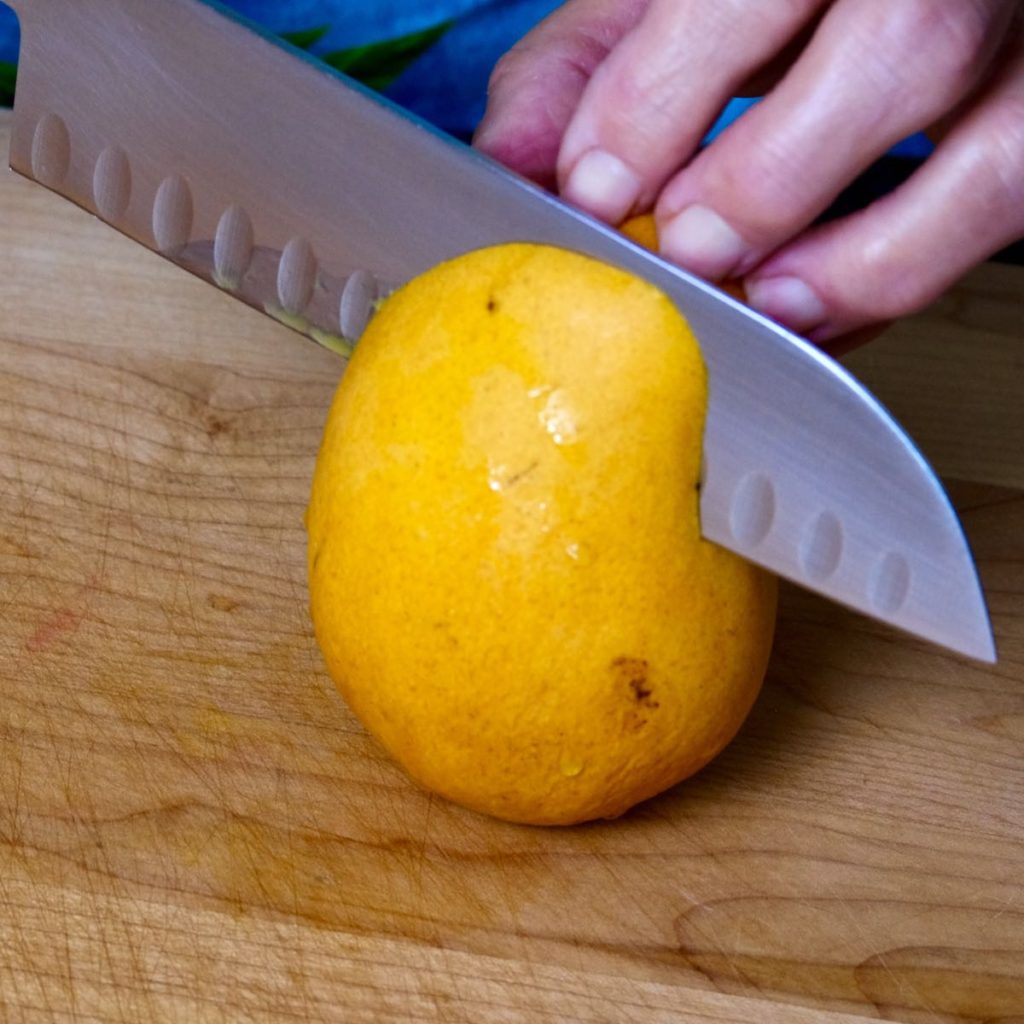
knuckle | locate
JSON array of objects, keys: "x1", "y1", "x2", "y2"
[
  {"x1": 748, "y1": 0, "x2": 822, "y2": 37},
  {"x1": 485, "y1": 45, "x2": 528, "y2": 96},
  {"x1": 697, "y1": 0, "x2": 754, "y2": 34},
  {"x1": 709, "y1": 137, "x2": 818, "y2": 240},
  {"x1": 864, "y1": 0, "x2": 994, "y2": 103},
  {"x1": 592, "y1": 44, "x2": 693, "y2": 150},
  {"x1": 488, "y1": 24, "x2": 610, "y2": 94},
  {"x1": 924, "y1": 1, "x2": 995, "y2": 87},
  {"x1": 854, "y1": 237, "x2": 939, "y2": 319},
  {"x1": 892, "y1": 0, "x2": 989, "y2": 58},
  {"x1": 556, "y1": 25, "x2": 620, "y2": 83},
  {"x1": 605, "y1": 57, "x2": 680, "y2": 131},
  {"x1": 876, "y1": 279, "x2": 940, "y2": 321},
  {"x1": 689, "y1": 0, "x2": 819, "y2": 50}
]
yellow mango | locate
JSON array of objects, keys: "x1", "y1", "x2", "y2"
[{"x1": 307, "y1": 243, "x2": 776, "y2": 825}]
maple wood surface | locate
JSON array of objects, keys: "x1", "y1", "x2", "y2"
[{"x1": 1, "y1": 113, "x2": 1022, "y2": 1024}]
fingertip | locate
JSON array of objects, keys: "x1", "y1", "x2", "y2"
[
  {"x1": 560, "y1": 149, "x2": 642, "y2": 224},
  {"x1": 744, "y1": 275, "x2": 828, "y2": 335},
  {"x1": 659, "y1": 205, "x2": 749, "y2": 280}
]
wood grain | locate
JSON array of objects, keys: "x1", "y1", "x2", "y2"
[{"x1": 2, "y1": 112, "x2": 1023, "y2": 1024}]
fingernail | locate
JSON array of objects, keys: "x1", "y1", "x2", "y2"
[
  {"x1": 746, "y1": 275, "x2": 828, "y2": 334},
  {"x1": 660, "y1": 205, "x2": 747, "y2": 279},
  {"x1": 562, "y1": 149, "x2": 640, "y2": 224}
]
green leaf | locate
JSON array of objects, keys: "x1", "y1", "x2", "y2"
[
  {"x1": 320, "y1": 19, "x2": 452, "y2": 92},
  {"x1": 0, "y1": 60, "x2": 16, "y2": 108},
  {"x1": 279, "y1": 25, "x2": 330, "y2": 51}
]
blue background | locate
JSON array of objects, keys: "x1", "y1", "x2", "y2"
[
  {"x1": 0, "y1": 0, "x2": 563, "y2": 138},
  {"x1": 0, "y1": 1, "x2": 931, "y2": 153}
]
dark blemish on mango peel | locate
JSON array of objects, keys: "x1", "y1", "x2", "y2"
[
  {"x1": 612, "y1": 656, "x2": 659, "y2": 708},
  {"x1": 631, "y1": 678, "x2": 655, "y2": 704},
  {"x1": 505, "y1": 461, "x2": 539, "y2": 489}
]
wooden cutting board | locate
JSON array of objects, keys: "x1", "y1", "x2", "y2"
[{"x1": 1, "y1": 110, "x2": 1022, "y2": 1024}]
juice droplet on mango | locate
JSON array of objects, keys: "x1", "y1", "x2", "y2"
[{"x1": 537, "y1": 389, "x2": 579, "y2": 446}]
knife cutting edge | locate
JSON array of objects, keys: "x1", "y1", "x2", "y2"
[{"x1": 4, "y1": 0, "x2": 996, "y2": 661}]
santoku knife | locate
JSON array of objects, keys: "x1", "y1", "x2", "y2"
[{"x1": 4, "y1": 0, "x2": 996, "y2": 661}]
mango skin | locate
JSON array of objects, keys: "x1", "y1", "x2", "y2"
[{"x1": 307, "y1": 243, "x2": 777, "y2": 826}]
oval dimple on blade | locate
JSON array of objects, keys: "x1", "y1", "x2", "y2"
[
  {"x1": 214, "y1": 204, "x2": 255, "y2": 290},
  {"x1": 152, "y1": 174, "x2": 193, "y2": 254},
  {"x1": 729, "y1": 473, "x2": 775, "y2": 547},
  {"x1": 869, "y1": 552, "x2": 912, "y2": 616},
  {"x1": 93, "y1": 144, "x2": 131, "y2": 220},
  {"x1": 800, "y1": 511, "x2": 843, "y2": 582},
  {"x1": 277, "y1": 237, "x2": 317, "y2": 315},
  {"x1": 339, "y1": 270, "x2": 377, "y2": 340},
  {"x1": 31, "y1": 112, "x2": 70, "y2": 186}
]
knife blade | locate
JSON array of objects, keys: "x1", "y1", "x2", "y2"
[{"x1": 4, "y1": 0, "x2": 996, "y2": 661}]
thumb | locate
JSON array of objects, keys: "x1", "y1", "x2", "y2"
[{"x1": 473, "y1": 0, "x2": 649, "y2": 189}]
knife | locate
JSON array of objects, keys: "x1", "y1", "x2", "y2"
[{"x1": 4, "y1": 0, "x2": 996, "y2": 662}]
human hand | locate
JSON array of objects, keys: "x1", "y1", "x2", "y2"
[{"x1": 474, "y1": 0, "x2": 1024, "y2": 350}]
